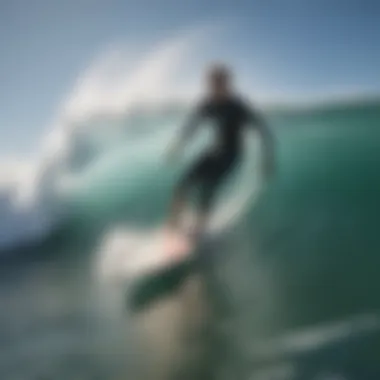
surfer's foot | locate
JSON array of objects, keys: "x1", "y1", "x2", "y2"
[{"x1": 163, "y1": 226, "x2": 192, "y2": 259}]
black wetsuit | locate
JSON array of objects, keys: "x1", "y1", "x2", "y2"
[{"x1": 178, "y1": 95, "x2": 256, "y2": 212}]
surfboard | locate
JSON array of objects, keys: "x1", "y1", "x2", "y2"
[
  {"x1": 97, "y1": 225, "x2": 202, "y2": 309},
  {"x1": 125, "y1": 226, "x2": 199, "y2": 311}
]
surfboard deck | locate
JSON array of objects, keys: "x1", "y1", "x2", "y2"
[
  {"x1": 127, "y1": 226, "x2": 208, "y2": 311},
  {"x1": 97, "y1": 221, "x2": 217, "y2": 311}
]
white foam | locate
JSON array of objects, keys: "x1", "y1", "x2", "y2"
[
  {"x1": 0, "y1": 28, "x2": 213, "y2": 251},
  {"x1": 250, "y1": 313, "x2": 380, "y2": 359}
]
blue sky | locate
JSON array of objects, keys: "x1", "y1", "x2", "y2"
[{"x1": 1, "y1": 0, "x2": 379, "y2": 155}]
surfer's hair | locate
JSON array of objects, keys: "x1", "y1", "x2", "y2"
[{"x1": 207, "y1": 63, "x2": 232, "y2": 84}]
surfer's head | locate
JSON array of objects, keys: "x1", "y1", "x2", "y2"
[{"x1": 206, "y1": 63, "x2": 233, "y2": 99}]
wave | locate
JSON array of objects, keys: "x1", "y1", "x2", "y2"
[{"x1": 0, "y1": 28, "x2": 261, "y2": 252}]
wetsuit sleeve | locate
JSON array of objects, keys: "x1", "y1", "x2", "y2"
[{"x1": 179, "y1": 101, "x2": 209, "y2": 142}]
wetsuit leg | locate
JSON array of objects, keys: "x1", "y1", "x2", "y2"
[
  {"x1": 198, "y1": 152, "x2": 238, "y2": 215},
  {"x1": 176, "y1": 152, "x2": 215, "y2": 195},
  {"x1": 169, "y1": 153, "x2": 215, "y2": 227},
  {"x1": 170, "y1": 151, "x2": 237, "y2": 229}
]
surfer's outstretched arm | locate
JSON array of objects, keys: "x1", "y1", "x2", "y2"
[{"x1": 249, "y1": 107, "x2": 276, "y2": 179}]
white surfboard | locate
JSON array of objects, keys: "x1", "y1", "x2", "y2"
[
  {"x1": 96, "y1": 224, "x2": 201, "y2": 311},
  {"x1": 96, "y1": 225, "x2": 195, "y2": 282}
]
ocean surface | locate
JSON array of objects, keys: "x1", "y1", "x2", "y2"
[{"x1": 1, "y1": 100, "x2": 380, "y2": 380}]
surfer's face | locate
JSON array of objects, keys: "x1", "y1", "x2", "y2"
[{"x1": 207, "y1": 68, "x2": 232, "y2": 99}]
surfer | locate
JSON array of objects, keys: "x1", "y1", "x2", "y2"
[{"x1": 167, "y1": 64, "x2": 275, "y2": 236}]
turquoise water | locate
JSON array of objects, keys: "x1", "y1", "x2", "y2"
[{"x1": 1, "y1": 101, "x2": 380, "y2": 379}]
